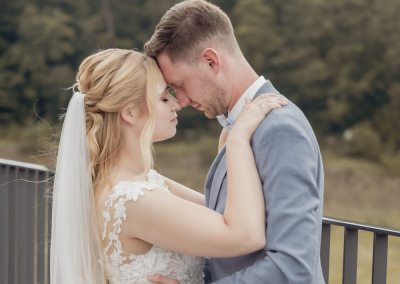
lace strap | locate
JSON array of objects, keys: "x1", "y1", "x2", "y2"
[
  {"x1": 147, "y1": 169, "x2": 170, "y2": 192},
  {"x1": 101, "y1": 178, "x2": 165, "y2": 257}
]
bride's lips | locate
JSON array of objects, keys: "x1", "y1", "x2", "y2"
[{"x1": 170, "y1": 116, "x2": 178, "y2": 123}]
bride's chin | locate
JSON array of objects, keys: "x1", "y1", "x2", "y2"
[{"x1": 152, "y1": 130, "x2": 177, "y2": 143}]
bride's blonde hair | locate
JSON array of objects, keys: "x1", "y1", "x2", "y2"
[{"x1": 75, "y1": 49, "x2": 158, "y2": 200}]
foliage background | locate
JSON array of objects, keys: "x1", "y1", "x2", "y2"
[
  {"x1": 0, "y1": 0, "x2": 399, "y2": 283},
  {"x1": 1, "y1": 0, "x2": 400, "y2": 171}
]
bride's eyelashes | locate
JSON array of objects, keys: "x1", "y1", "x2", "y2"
[{"x1": 162, "y1": 93, "x2": 177, "y2": 102}]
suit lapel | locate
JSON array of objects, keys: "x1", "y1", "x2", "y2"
[
  {"x1": 204, "y1": 144, "x2": 226, "y2": 208},
  {"x1": 208, "y1": 146, "x2": 227, "y2": 210},
  {"x1": 206, "y1": 80, "x2": 281, "y2": 210}
]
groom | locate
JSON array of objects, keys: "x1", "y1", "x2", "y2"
[{"x1": 144, "y1": 1, "x2": 325, "y2": 283}]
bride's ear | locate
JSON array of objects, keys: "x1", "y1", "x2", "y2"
[{"x1": 120, "y1": 103, "x2": 140, "y2": 126}]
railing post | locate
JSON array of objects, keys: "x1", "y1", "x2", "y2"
[
  {"x1": 37, "y1": 170, "x2": 51, "y2": 284},
  {"x1": 342, "y1": 228, "x2": 358, "y2": 284},
  {"x1": 372, "y1": 233, "x2": 388, "y2": 284},
  {"x1": 45, "y1": 172, "x2": 52, "y2": 283},
  {"x1": 0, "y1": 165, "x2": 10, "y2": 284},
  {"x1": 8, "y1": 166, "x2": 19, "y2": 284},
  {"x1": 321, "y1": 223, "x2": 331, "y2": 284}
]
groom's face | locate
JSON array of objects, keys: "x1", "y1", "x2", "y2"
[{"x1": 157, "y1": 53, "x2": 228, "y2": 118}]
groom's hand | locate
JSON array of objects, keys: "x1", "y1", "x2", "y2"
[{"x1": 147, "y1": 274, "x2": 181, "y2": 284}]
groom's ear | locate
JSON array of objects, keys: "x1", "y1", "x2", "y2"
[
  {"x1": 120, "y1": 103, "x2": 141, "y2": 126},
  {"x1": 201, "y1": 48, "x2": 221, "y2": 75}
]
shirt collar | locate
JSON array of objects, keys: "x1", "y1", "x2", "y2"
[{"x1": 229, "y1": 76, "x2": 267, "y2": 122}]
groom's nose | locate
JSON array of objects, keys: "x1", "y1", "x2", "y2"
[
  {"x1": 177, "y1": 93, "x2": 191, "y2": 108},
  {"x1": 171, "y1": 98, "x2": 182, "y2": 112}
]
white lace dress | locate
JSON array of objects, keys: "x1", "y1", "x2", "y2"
[{"x1": 101, "y1": 169, "x2": 205, "y2": 284}]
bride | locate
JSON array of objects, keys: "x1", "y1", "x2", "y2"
[{"x1": 50, "y1": 48, "x2": 288, "y2": 284}]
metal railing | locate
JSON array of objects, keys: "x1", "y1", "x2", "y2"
[
  {"x1": 1, "y1": 158, "x2": 399, "y2": 284},
  {"x1": 320, "y1": 216, "x2": 400, "y2": 284},
  {"x1": 0, "y1": 158, "x2": 54, "y2": 284}
]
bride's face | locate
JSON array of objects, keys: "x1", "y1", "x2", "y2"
[{"x1": 152, "y1": 69, "x2": 181, "y2": 142}]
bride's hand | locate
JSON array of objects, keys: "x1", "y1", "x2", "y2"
[{"x1": 228, "y1": 93, "x2": 288, "y2": 142}]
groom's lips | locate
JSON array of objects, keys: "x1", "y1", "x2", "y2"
[{"x1": 195, "y1": 104, "x2": 202, "y2": 110}]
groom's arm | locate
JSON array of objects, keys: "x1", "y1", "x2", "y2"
[{"x1": 213, "y1": 115, "x2": 322, "y2": 284}]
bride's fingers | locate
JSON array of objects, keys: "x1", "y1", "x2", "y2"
[
  {"x1": 266, "y1": 98, "x2": 289, "y2": 106},
  {"x1": 257, "y1": 98, "x2": 287, "y2": 110},
  {"x1": 264, "y1": 97, "x2": 288, "y2": 103},
  {"x1": 246, "y1": 93, "x2": 288, "y2": 106},
  {"x1": 240, "y1": 94, "x2": 288, "y2": 118},
  {"x1": 268, "y1": 102, "x2": 283, "y2": 110},
  {"x1": 250, "y1": 102, "x2": 280, "y2": 117},
  {"x1": 248, "y1": 94, "x2": 288, "y2": 108}
]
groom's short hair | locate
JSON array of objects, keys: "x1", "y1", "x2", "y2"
[{"x1": 144, "y1": 0, "x2": 240, "y2": 64}]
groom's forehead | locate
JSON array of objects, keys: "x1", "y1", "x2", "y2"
[{"x1": 158, "y1": 53, "x2": 187, "y2": 84}]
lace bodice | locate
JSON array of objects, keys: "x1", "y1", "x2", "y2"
[{"x1": 101, "y1": 169, "x2": 205, "y2": 284}]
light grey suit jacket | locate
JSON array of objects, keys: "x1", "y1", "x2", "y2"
[{"x1": 203, "y1": 80, "x2": 325, "y2": 284}]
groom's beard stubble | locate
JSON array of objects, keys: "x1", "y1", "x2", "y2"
[{"x1": 200, "y1": 77, "x2": 228, "y2": 119}]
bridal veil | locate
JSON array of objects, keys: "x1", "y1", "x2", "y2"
[{"x1": 50, "y1": 92, "x2": 106, "y2": 283}]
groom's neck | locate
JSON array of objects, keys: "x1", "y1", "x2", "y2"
[{"x1": 227, "y1": 59, "x2": 259, "y2": 112}]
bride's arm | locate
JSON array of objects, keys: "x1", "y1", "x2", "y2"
[
  {"x1": 163, "y1": 177, "x2": 205, "y2": 206},
  {"x1": 123, "y1": 94, "x2": 287, "y2": 258},
  {"x1": 218, "y1": 129, "x2": 228, "y2": 152}
]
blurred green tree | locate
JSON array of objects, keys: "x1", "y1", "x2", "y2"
[{"x1": 0, "y1": 0, "x2": 399, "y2": 169}]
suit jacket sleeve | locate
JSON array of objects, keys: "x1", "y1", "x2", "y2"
[
  {"x1": 213, "y1": 113, "x2": 322, "y2": 284},
  {"x1": 203, "y1": 257, "x2": 212, "y2": 284}
]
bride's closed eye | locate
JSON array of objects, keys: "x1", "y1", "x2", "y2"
[{"x1": 162, "y1": 93, "x2": 177, "y2": 102}]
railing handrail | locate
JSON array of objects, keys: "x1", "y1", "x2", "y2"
[
  {"x1": 323, "y1": 216, "x2": 400, "y2": 237},
  {"x1": 0, "y1": 158, "x2": 54, "y2": 173}
]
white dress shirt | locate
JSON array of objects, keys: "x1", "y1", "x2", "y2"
[
  {"x1": 217, "y1": 76, "x2": 267, "y2": 131},
  {"x1": 229, "y1": 76, "x2": 267, "y2": 122}
]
